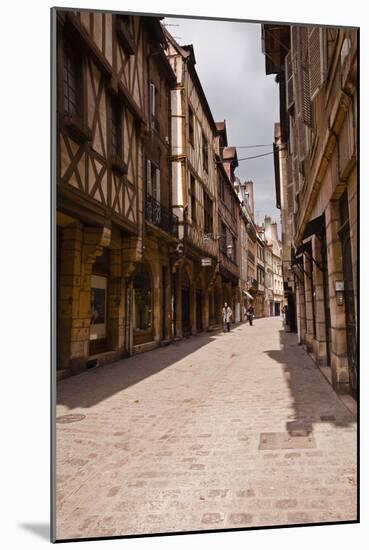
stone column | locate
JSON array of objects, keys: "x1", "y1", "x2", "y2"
[
  {"x1": 347, "y1": 169, "x2": 357, "y2": 322},
  {"x1": 175, "y1": 269, "x2": 183, "y2": 338},
  {"x1": 58, "y1": 222, "x2": 83, "y2": 371},
  {"x1": 208, "y1": 288, "x2": 215, "y2": 326},
  {"x1": 311, "y1": 235, "x2": 328, "y2": 365},
  {"x1": 325, "y1": 200, "x2": 350, "y2": 392},
  {"x1": 164, "y1": 266, "x2": 172, "y2": 340},
  {"x1": 152, "y1": 263, "x2": 161, "y2": 343},
  {"x1": 202, "y1": 284, "x2": 209, "y2": 332},
  {"x1": 190, "y1": 278, "x2": 197, "y2": 335},
  {"x1": 214, "y1": 277, "x2": 223, "y2": 324},
  {"x1": 303, "y1": 253, "x2": 314, "y2": 352},
  {"x1": 107, "y1": 248, "x2": 124, "y2": 352}
]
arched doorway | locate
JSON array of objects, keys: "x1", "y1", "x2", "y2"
[
  {"x1": 132, "y1": 263, "x2": 153, "y2": 345},
  {"x1": 182, "y1": 268, "x2": 191, "y2": 336}
]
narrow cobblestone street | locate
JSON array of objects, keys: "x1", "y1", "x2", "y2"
[{"x1": 56, "y1": 317, "x2": 357, "y2": 540}]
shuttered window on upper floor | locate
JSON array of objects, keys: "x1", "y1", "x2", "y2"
[
  {"x1": 308, "y1": 27, "x2": 327, "y2": 100},
  {"x1": 63, "y1": 41, "x2": 82, "y2": 117}
]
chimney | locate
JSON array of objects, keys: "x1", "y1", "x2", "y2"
[
  {"x1": 271, "y1": 222, "x2": 279, "y2": 242},
  {"x1": 264, "y1": 216, "x2": 272, "y2": 241},
  {"x1": 245, "y1": 181, "x2": 254, "y2": 215}
]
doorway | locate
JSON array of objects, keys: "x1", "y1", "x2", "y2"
[{"x1": 182, "y1": 269, "x2": 191, "y2": 336}]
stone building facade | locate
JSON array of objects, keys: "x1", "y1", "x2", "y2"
[{"x1": 263, "y1": 24, "x2": 358, "y2": 396}]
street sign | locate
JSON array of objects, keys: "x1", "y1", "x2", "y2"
[{"x1": 201, "y1": 258, "x2": 212, "y2": 267}]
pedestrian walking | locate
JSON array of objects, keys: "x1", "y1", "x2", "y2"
[
  {"x1": 246, "y1": 304, "x2": 254, "y2": 326},
  {"x1": 222, "y1": 302, "x2": 233, "y2": 332},
  {"x1": 282, "y1": 305, "x2": 289, "y2": 324}
]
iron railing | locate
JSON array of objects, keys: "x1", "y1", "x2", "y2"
[{"x1": 145, "y1": 194, "x2": 178, "y2": 238}]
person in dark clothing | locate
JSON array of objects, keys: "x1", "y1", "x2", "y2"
[
  {"x1": 282, "y1": 305, "x2": 289, "y2": 324},
  {"x1": 246, "y1": 305, "x2": 255, "y2": 326}
]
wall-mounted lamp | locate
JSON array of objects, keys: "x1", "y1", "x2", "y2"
[{"x1": 335, "y1": 281, "x2": 345, "y2": 306}]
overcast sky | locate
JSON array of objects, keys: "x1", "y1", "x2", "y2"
[{"x1": 164, "y1": 16, "x2": 281, "y2": 231}]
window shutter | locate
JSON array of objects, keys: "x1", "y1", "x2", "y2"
[
  {"x1": 155, "y1": 168, "x2": 161, "y2": 202},
  {"x1": 285, "y1": 51, "x2": 294, "y2": 112},
  {"x1": 297, "y1": 27, "x2": 312, "y2": 126},
  {"x1": 146, "y1": 160, "x2": 152, "y2": 196},
  {"x1": 297, "y1": 116, "x2": 307, "y2": 160},
  {"x1": 301, "y1": 66, "x2": 312, "y2": 125},
  {"x1": 187, "y1": 171, "x2": 191, "y2": 222},
  {"x1": 308, "y1": 27, "x2": 324, "y2": 100}
]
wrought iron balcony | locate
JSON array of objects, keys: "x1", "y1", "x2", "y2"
[
  {"x1": 251, "y1": 278, "x2": 258, "y2": 290},
  {"x1": 145, "y1": 194, "x2": 178, "y2": 238}
]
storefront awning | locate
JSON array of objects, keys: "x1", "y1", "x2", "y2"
[
  {"x1": 302, "y1": 213, "x2": 325, "y2": 241},
  {"x1": 243, "y1": 290, "x2": 254, "y2": 300}
]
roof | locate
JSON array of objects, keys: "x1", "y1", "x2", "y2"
[
  {"x1": 222, "y1": 146, "x2": 239, "y2": 168},
  {"x1": 261, "y1": 24, "x2": 291, "y2": 75}
]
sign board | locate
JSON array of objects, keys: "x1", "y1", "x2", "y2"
[
  {"x1": 201, "y1": 258, "x2": 212, "y2": 267},
  {"x1": 335, "y1": 281, "x2": 345, "y2": 291}
]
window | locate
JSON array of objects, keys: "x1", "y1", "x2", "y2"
[
  {"x1": 220, "y1": 223, "x2": 227, "y2": 254},
  {"x1": 190, "y1": 175, "x2": 196, "y2": 223},
  {"x1": 110, "y1": 96, "x2": 121, "y2": 157},
  {"x1": 204, "y1": 192, "x2": 213, "y2": 235},
  {"x1": 232, "y1": 236, "x2": 237, "y2": 263},
  {"x1": 188, "y1": 105, "x2": 194, "y2": 146},
  {"x1": 146, "y1": 159, "x2": 160, "y2": 201},
  {"x1": 202, "y1": 130, "x2": 208, "y2": 172},
  {"x1": 63, "y1": 41, "x2": 81, "y2": 116}
]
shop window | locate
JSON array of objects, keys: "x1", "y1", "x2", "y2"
[{"x1": 89, "y1": 248, "x2": 109, "y2": 354}]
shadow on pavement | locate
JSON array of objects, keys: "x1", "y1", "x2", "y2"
[
  {"x1": 264, "y1": 329, "x2": 356, "y2": 434},
  {"x1": 57, "y1": 328, "x2": 226, "y2": 410},
  {"x1": 18, "y1": 523, "x2": 49, "y2": 541}
]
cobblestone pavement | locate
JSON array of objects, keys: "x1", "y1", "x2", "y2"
[{"x1": 55, "y1": 317, "x2": 357, "y2": 540}]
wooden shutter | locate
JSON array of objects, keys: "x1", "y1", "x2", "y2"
[
  {"x1": 146, "y1": 160, "x2": 152, "y2": 196},
  {"x1": 297, "y1": 116, "x2": 307, "y2": 160},
  {"x1": 186, "y1": 170, "x2": 191, "y2": 222},
  {"x1": 301, "y1": 66, "x2": 312, "y2": 126},
  {"x1": 297, "y1": 27, "x2": 312, "y2": 126},
  {"x1": 308, "y1": 27, "x2": 325, "y2": 100},
  {"x1": 285, "y1": 50, "x2": 294, "y2": 112}
]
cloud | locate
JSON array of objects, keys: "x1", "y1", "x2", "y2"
[{"x1": 165, "y1": 16, "x2": 281, "y2": 226}]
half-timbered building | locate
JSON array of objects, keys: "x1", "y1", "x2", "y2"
[
  {"x1": 214, "y1": 123, "x2": 241, "y2": 323},
  {"x1": 56, "y1": 10, "x2": 176, "y2": 375},
  {"x1": 166, "y1": 33, "x2": 219, "y2": 336}
]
